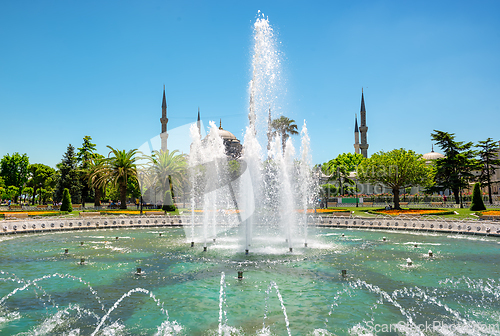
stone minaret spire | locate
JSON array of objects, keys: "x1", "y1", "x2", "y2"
[
  {"x1": 160, "y1": 85, "x2": 169, "y2": 152},
  {"x1": 359, "y1": 88, "x2": 369, "y2": 158},
  {"x1": 197, "y1": 107, "x2": 201, "y2": 137},
  {"x1": 354, "y1": 114, "x2": 360, "y2": 154}
]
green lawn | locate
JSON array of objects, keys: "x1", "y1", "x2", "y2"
[{"x1": 333, "y1": 205, "x2": 500, "y2": 220}]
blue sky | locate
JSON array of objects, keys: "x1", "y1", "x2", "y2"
[{"x1": 1, "y1": 0, "x2": 499, "y2": 168}]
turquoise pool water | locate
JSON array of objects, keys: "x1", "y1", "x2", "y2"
[{"x1": 0, "y1": 226, "x2": 499, "y2": 335}]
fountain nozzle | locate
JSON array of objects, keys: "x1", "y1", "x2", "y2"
[
  {"x1": 304, "y1": 243, "x2": 308, "y2": 247},
  {"x1": 289, "y1": 247, "x2": 293, "y2": 253},
  {"x1": 213, "y1": 238, "x2": 216, "y2": 243},
  {"x1": 191, "y1": 241, "x2": 194, "y2": 247},
  {"x1": 203, "y1": 246, "x2": 207, "y2": 252}
]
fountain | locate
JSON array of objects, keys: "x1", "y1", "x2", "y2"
[
  {"x1": 185, "y1": 12, "x2": 314, "y2": 255},
  {"x1": 0, "y1": 13, "x2": 499, "y2": 335}
]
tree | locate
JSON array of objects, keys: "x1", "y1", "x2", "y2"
[
  {"x1": 357, "y1": 148, "x2": 433, "y2": 209},
  {"x1": 139, "y1": 149, "x2": 187, "y2": 208},
  {"x1": 431, "y1": 130, "x2": 478, "y2": 205},
  {"x1": 476, "y1": 138, "x2": 500, "y2": 205},
  {"x1": 87, "y1": 154, "x2": 106, "y2": 206},
  {"x1": 3, "y1": 186, "x2": 19, "y2": 202},
  {"x1": 27, "y1": 163, "x2": 56, "y2": 204},
  {"x1": 270, "y1": 116, "x2": 299, "y2": 154},
  {"x1": 0, "y1": 152, "x2": 30, "y2": 202},
  {"x1": 322, "y1": 153, "x2": 365, "y2": 196},
  {"x1": 55, "y1": 145, "x2": 82, "y2": 203},
  {"x1": 89, "y1": 146, "x2": 137, "y2": 209},
  {"x1": 60, "y1": 188, "x2": 73, "y2": 212},
  {"x1": 77, "y1": 136, "x2": 97, "y2": 204},
  {"x1": 22, "y1": 186, "x2": 33, "y2": 204},
  {"x1": 470, "y1": 182, "x2": 486, "y2": 211}
]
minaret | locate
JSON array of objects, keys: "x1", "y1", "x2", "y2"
[
  {"x1": 354, "y1": 114, "x2": 360, "y2": 154},
  {"x1": 160, "y1": 85, "x2": 169, "y2": 152},
  {"x1": 197, "y1": 107, "x2": 201, "y2": 137},
  {"x1": 359, "y1": 88, "x2": 369, "y2": 158}
]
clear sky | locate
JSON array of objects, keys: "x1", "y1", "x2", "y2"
[{"x1": 1, "y1": 0, "x2": 499, "y2": 168}]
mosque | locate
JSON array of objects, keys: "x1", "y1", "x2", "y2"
[{"x1": 159, "y1": 86, "x2": 243, "y2": 158}]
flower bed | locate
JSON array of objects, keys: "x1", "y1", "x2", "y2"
[
  {"x1": 481, "y1": 210, "x2": 500, "y2": 216},
  {"x1": 479, "y1": 210, "x2": 500, "y2": 220},
  {"x1": 297, "y1": 209, "x2": 349, "y2": 214},
  {"x1": 100, "y1": 210, "x2": 174, "y2": 215},
  {"x1": 369, "y1": 209, "x2": 454, "y2": 216},
  {"x1": 0, "y1": 211, "x2": 59, "y2": 217}
]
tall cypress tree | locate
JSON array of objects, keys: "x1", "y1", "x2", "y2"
[
  {"x1": 77, "y1": 136, "x2": 97, "y2": 205},
  {"x1": 55, "y1": 144, "x2": 82, "y2": 203},
  {"x1": 470, "y1": 182, "x2": 486, "y2": 211},
  {"x1": 60, "y1": 188, "x2": 73, "y2": 212},
  {"x1": 476, "y1": 138, "x2": 500, "y2": 205}
]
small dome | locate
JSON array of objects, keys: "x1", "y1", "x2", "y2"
[{"x1": 422, "y1": 150, "x2": 445, "y2": 161}]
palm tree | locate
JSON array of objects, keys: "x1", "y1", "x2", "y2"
[
  {"x1": 89, "y1": 146, "x2": 137, "y2": 209},
  {"x1": 87, "y1": 154, "x2": 106, "y2": 207},
  {"x1": 270, "y1": 116, "x2": 299, "y2": 154},
  {"x1": 139, "y1": 149, "x2": 187, "y2": 207}
]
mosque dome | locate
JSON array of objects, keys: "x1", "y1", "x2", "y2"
[
  {"x1": 217, "y1": 120, "x2": 243, "y2": 159},
  {"x1": 218, "y1": 127, "x2": 238, "y2": 141},
  {"x1": 422, "y1": 151, "x2": 445, "y2": 160},
  {"x1": 422, "y1": 146, "x2": 445, "y2": 164}
]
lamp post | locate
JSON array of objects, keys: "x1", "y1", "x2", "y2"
[
  {"x1": 355, "y1": 164, "x2": 359, "y2": 208},
  {"x1": 138, "y1": 171, "x2": 145, "y2": 215}
]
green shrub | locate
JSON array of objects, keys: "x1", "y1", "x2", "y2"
[
  {"x1": 60, "y1": 188, "x2": 73, "y2": 212},
  {"x1": 470, "y1": 182, "x2": 486, "y2": 211},
  {"x1": 162, "y1": 204, "x2": 176, "y2": 212}
]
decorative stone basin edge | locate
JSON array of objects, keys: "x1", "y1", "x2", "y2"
[
  {"x1": 0, "y1": 215, "x2": 188, "y2": 235},
  {"x1": 316, "y1": 216, "x2": 500, "y2": 237},
  {"x1": 1, "y1": 215, "x2": 500, "y2": 238}
]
